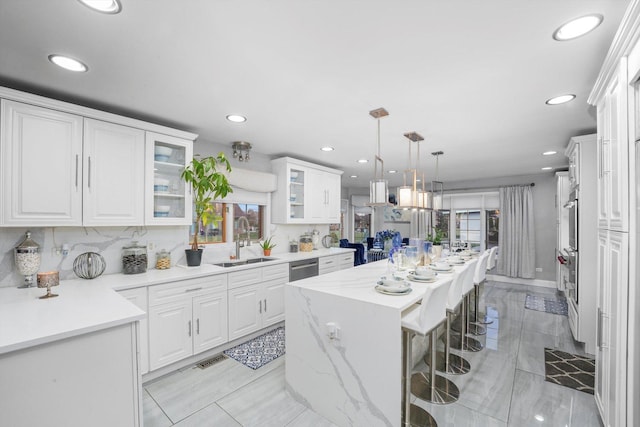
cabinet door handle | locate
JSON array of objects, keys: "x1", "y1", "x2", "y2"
[
  {"x1": 87, "y1": 156, "x2": 91, "y2": 188},
  {"x1": 259, "y1": 300, "x2": 262, "y2": 314},
  {"x1": 188, "y1": 320, "x2": 192, "y2": 337},
  {"x1": 185, "y1": 287, "x2": 202, "y2": 293},
  {"x1": 196, "y1": 318, "x2": 200, "y2": 335},
  {"x1": 325, "y1": 260, "x2": 334, "y2": 264},
  {"x1": 264, "y1": 298, "x2": 267, "y2": 312},
  {"x1": 597, "y1": 307, "x2": 602, "y2": 349},
  {"x1": 75, "y1": 155, "x2": 79, "y2": 189}
]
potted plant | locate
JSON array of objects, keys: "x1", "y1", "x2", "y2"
[
  {"x1": 259, "y1": 236, "x2": 276, "y2": 256},
  {"x1": 181, "y1": 153, "x2": 233, "y2": 266}
]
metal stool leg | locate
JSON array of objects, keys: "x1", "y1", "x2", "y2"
[
  {"x1": 466, "y1": 290, "x2": 486, "y2": 336},
  {"x1": 473, "y1": 281, "x2": 493, "y2": 325},
  {"x1": 450, "y1": 297, "x2": 483, "y2": 352},
  {"x1": 433, "y1": 311, "x2": 470, "y2": 375},
  {"x1": 402, "y1": 330, "x2": 437, "y2": 426},
  {"x1": 412, "y1": 329, "x2": 459, "y2": 405}
]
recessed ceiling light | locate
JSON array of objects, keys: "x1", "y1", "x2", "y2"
[
  {"x1": 321, "y1": 146, "x2": 334, "y2": 152},
  {"x1": 388, "y1": 170, "x2": 397, "y2": 174},
  {"x1": 226, "y1": 114, "x2": 246, "y2": 123},
  {"x1": 48, "y1": 55, "x2": 88, "y2": 72},
  {"x1": 542, "y1": 151, "x2": 557, "y2": 156},
  {"x1": 350, "y1": 175, "x2": 358, "y2": 178},
  {"x1": 77, "y1": 0, "x2": 122, "y2": 13},
  {"x1": 534, "y1": 414, "x2": 545, "y2": 422},
  {"x1": 357, "y1": 159, "x2": 368, "y2": 164},
  {"x1": 542, "y1": 166, "x2": 553, "y2": 170},
  {"x1": 553, "y1": 14, "x2": 603, "y2": 41},
  {"x1": 545, "y1": 94, "x2": 575, "y2": 105}
]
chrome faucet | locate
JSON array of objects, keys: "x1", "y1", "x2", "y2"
[{"x1": 236, "y1": 216, "x2": 251, "y2": 259}]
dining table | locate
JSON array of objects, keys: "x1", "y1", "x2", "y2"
[{"x1": 284, "y1": 253, "x2": 476, "y2": 427}]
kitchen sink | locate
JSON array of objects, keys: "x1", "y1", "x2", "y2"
[{"x1": 213, "y1": 257, "x2": 278, "y2": 268}]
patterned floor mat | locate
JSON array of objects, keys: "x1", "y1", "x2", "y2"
[
  {"x1": 525, "y1": 294, "x2": 568, "y2": 316},
  {"x1": 544, "y1": 348, "x2": 595, "y2": 394},
  {"x1": 224, "y1": 326, "x2": 285, "y2": 370}
]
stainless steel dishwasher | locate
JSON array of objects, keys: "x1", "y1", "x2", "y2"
[{"x1": 289, "y1": 258, "x2": 319, "y2": 281}]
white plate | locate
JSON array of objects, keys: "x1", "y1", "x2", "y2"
[
  {"x1": 375, "y1": 285, "x2": 412, "y2": 295},
  {"x1": 376, "y1": 281, "x2": 410, "y2": 293},
  {"x1": 407, "y1": 273, "x2": 437, "y2": 283},
  {"x1": 430, "y1": 265, "x2": 453, "y2": 272},
  {"x1": 447, "y1": 259, "x2": 465, "y2": 265}
]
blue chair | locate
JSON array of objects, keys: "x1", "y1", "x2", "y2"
[{"x1": 339, "y1": 239, "x2": 366, "y2": 266}]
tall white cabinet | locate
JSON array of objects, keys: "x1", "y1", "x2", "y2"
[
  {"x1": 588, "y1": 2, "x2": 640, "y2": 424},
  {"x1": 555, "y1": 172, "x2": 570, "y2": 291}
]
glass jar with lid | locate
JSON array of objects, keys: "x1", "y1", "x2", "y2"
[
  {"x1": 299, "y1": 235, "x2": 313, "y2": 252},
  {"x1": 155, "y1": 249, "x2": 171, "y2": 270},
  {"x1": 14, "y1": 231, "x2": 42, "y2": 288},
  {"x1": 122, "y1": 241, "x2": 148, "y2": 274}
]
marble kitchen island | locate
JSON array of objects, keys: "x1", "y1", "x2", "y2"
[{"x1": 285, "y1": 260, "x2": 454, "y2": 427}]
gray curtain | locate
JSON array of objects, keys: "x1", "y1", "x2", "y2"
[{"x1": 497, "y1": 185, "x2": 536, "y2": 278}]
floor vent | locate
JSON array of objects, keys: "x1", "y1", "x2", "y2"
[{"x1": 196, "y1": 354, "x2": 227, "y2": 369}]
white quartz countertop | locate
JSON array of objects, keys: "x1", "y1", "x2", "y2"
[
  {"x1": 0, "y1": 247, "x2": 354, "y2": 355},
  {"x1": 288, "y1": 260, "x2": 463, "y2": 311},
  {"x1": 0, "y1": 281, "x2": 145, "y2": 355}
]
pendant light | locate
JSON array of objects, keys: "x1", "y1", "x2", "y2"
[
  {"x1": 368, "y1": 108, "x2": 392, "y2": 206},
  {"x1": 431, "y1": 151, "x2": 444, "y2": 210},
  {"x1": 397, "y1": 132, "x2": 424, "y2": 209}
]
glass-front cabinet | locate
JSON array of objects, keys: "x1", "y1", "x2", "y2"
[
  {"x1": 289, "y1": 167, "x2": 305, "y2": 220},
  {"x1": 145, "y1": 132, "x2": 193, "y2": 225}
]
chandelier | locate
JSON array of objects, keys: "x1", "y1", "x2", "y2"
[
  {"x1": 232, "y1": 141, "x2": 252, "y2": 162},
  {"x1": 368, "y1": 108, "x2": 392, "y2": 206},
  {"x1": 397, "y1": 132, "x2": 431, "y2": 210}
]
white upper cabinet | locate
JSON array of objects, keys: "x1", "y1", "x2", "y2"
[
  {"x1": 83, "y1": 119, "x2": 145, "y2": 226},
  {"x1": 144, "y1": 132, "x2": 193, "y2": 225},
  {"x1": 0, "y1": 86, "x2": 196, "y2": 227},
  {"x1": 1, "y1": 99, "x2": 83, "y2": 226},
  {"x1": 271, "y1": 157, "x2": 343, "y2": 224},
  {"x1": 597, "y1": 58, "x2": 629, "y2": 232}
]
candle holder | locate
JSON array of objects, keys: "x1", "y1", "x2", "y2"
[{"x1": 37, "y1": 271, "x2": 59, "y2": 299}]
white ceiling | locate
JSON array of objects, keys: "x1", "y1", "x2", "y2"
[{"x1": 0, "y1": 0, "x2": 629, "y2": 188}]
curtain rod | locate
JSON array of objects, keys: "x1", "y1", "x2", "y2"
[{"x1": 444, "y1": 182, "x2": 535, "y2": 193}]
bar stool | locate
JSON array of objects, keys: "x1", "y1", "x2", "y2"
[
  {"x1": 473, "y1": 246, "x2": 498, "y2": 325},
  {"x1": 467, "y1": 251, "x2": 490, "y2": 336},
  {"x1": 450, "y1": 259, "x2": 483, "y2": 352},
  {"x1": 401, "y1": 279, "x2": 454, "y2": 426},
  {"x1": 432, "y1": 265, "x2": 471, "y2": 375}
]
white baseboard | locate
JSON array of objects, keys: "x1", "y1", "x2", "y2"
[{"x1": 486, "y1": 274, "x2": 556, "y2": 289}]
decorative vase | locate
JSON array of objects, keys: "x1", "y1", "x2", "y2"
[
  {"x1": 432, "y1": 245, "x2": 442, "y2": 260},
  {"x1": 384, "y1": 239, "x2": 393, "y2": 252},
  {"x1": 185, "y1": 249, "x2": 203, "y2": 266},
  {"x1": 263, "y1": 249, "x2": 272, "y2": 257}
]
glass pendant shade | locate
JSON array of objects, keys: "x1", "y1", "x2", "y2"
[
  {"x1": 397, "y1": 185, "x2": 414, "y2": 208},
  {"x1": 370, "y1": 179, "x2": 389, "y2": 205},
  {"x1": 431, "y1": 180, "x2": 444, "y2": 210}
]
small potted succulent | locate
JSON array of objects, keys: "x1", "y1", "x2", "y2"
[
  {"x1": 181, "y1": 153, "x2": 233, "y2": 266},
  {"x1": 259, "y1": 236, "x2": 276, "y2": 256}
]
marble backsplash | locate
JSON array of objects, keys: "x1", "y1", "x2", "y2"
[{"x1": 0, "y1": 223, "x2": 333, "y2": 288}]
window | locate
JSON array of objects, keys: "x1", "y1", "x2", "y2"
[
  {"x1": 433, "y1": 210, "x2": 450, "y2": 246},
  {"x1": 455, "y1": 209, "x2": 481, "y2": 250},
  {"x1": 486, "y1": 209, "x2": 500, "y2": 249},
  {"x1": 190, "y1": 202, "x2": 226, "y2": 244},
  {"x1": 354, "y1": 212, "x2": 371, "y2": 244},
  {"x1": 234, "y1": 203, "x2": 264, "y2": 241}
]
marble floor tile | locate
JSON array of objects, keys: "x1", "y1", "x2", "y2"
[
  {"x1": 145, "y1": 356, "x2": 284, "y2": 423},
  {"x1": 521, "y1": 307, "x2": 564, "y2": 336},
  {"x1": 172, "y1": 403, "x2": 241, "y2": 427},
  {"x1": 217, "y1": 364, "x2": 307, "y2": 427},
  {"x1": 142, "y1": 389, "x2": 172, "y2": 427},
  {"x1": 413, "y1": 399, "x2": 507, "y2": 427},
  {"x1": 285, "y1": 408, "x2": 339, "y2": 427},
  {"x1": 508, "y1": 370, "x2": 602, "y2": 427},
  {"x1": 517, "y1": 329, "x2": 580, "y2": 377}
]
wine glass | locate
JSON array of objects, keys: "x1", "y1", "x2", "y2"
[{"x1": 428, "y1": 246, "x2": 437, "y2": 264}]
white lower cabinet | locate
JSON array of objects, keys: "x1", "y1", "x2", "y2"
[
  {"x1": 337, "y1": 252, "x2": 354, "y2": 269},
  {"x1": 319, "y1": 253, "x2": 354, "y2": 275},
  {"x1": 228, "y1": 263, "x2": 288, "y2": 341},
  {"x1": 148, "y1": 275, "x2": 228, "y2": 371},
  {"x1": 595, "y1": 230, "x2": 628, "y2": 427},
  {"x1": 117, "y1": 287, "x2": 149, "y2": 375}
]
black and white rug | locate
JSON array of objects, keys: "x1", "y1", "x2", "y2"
[
  {"x1": 525, "y1": 294, "x2": 568, "y2": 316},
  {"x1": 224, "y1": 326, "x2": 285, "y2": 370},
  {"x1": 544, "y1": 348, "x2": 595, "y2": 394}
]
